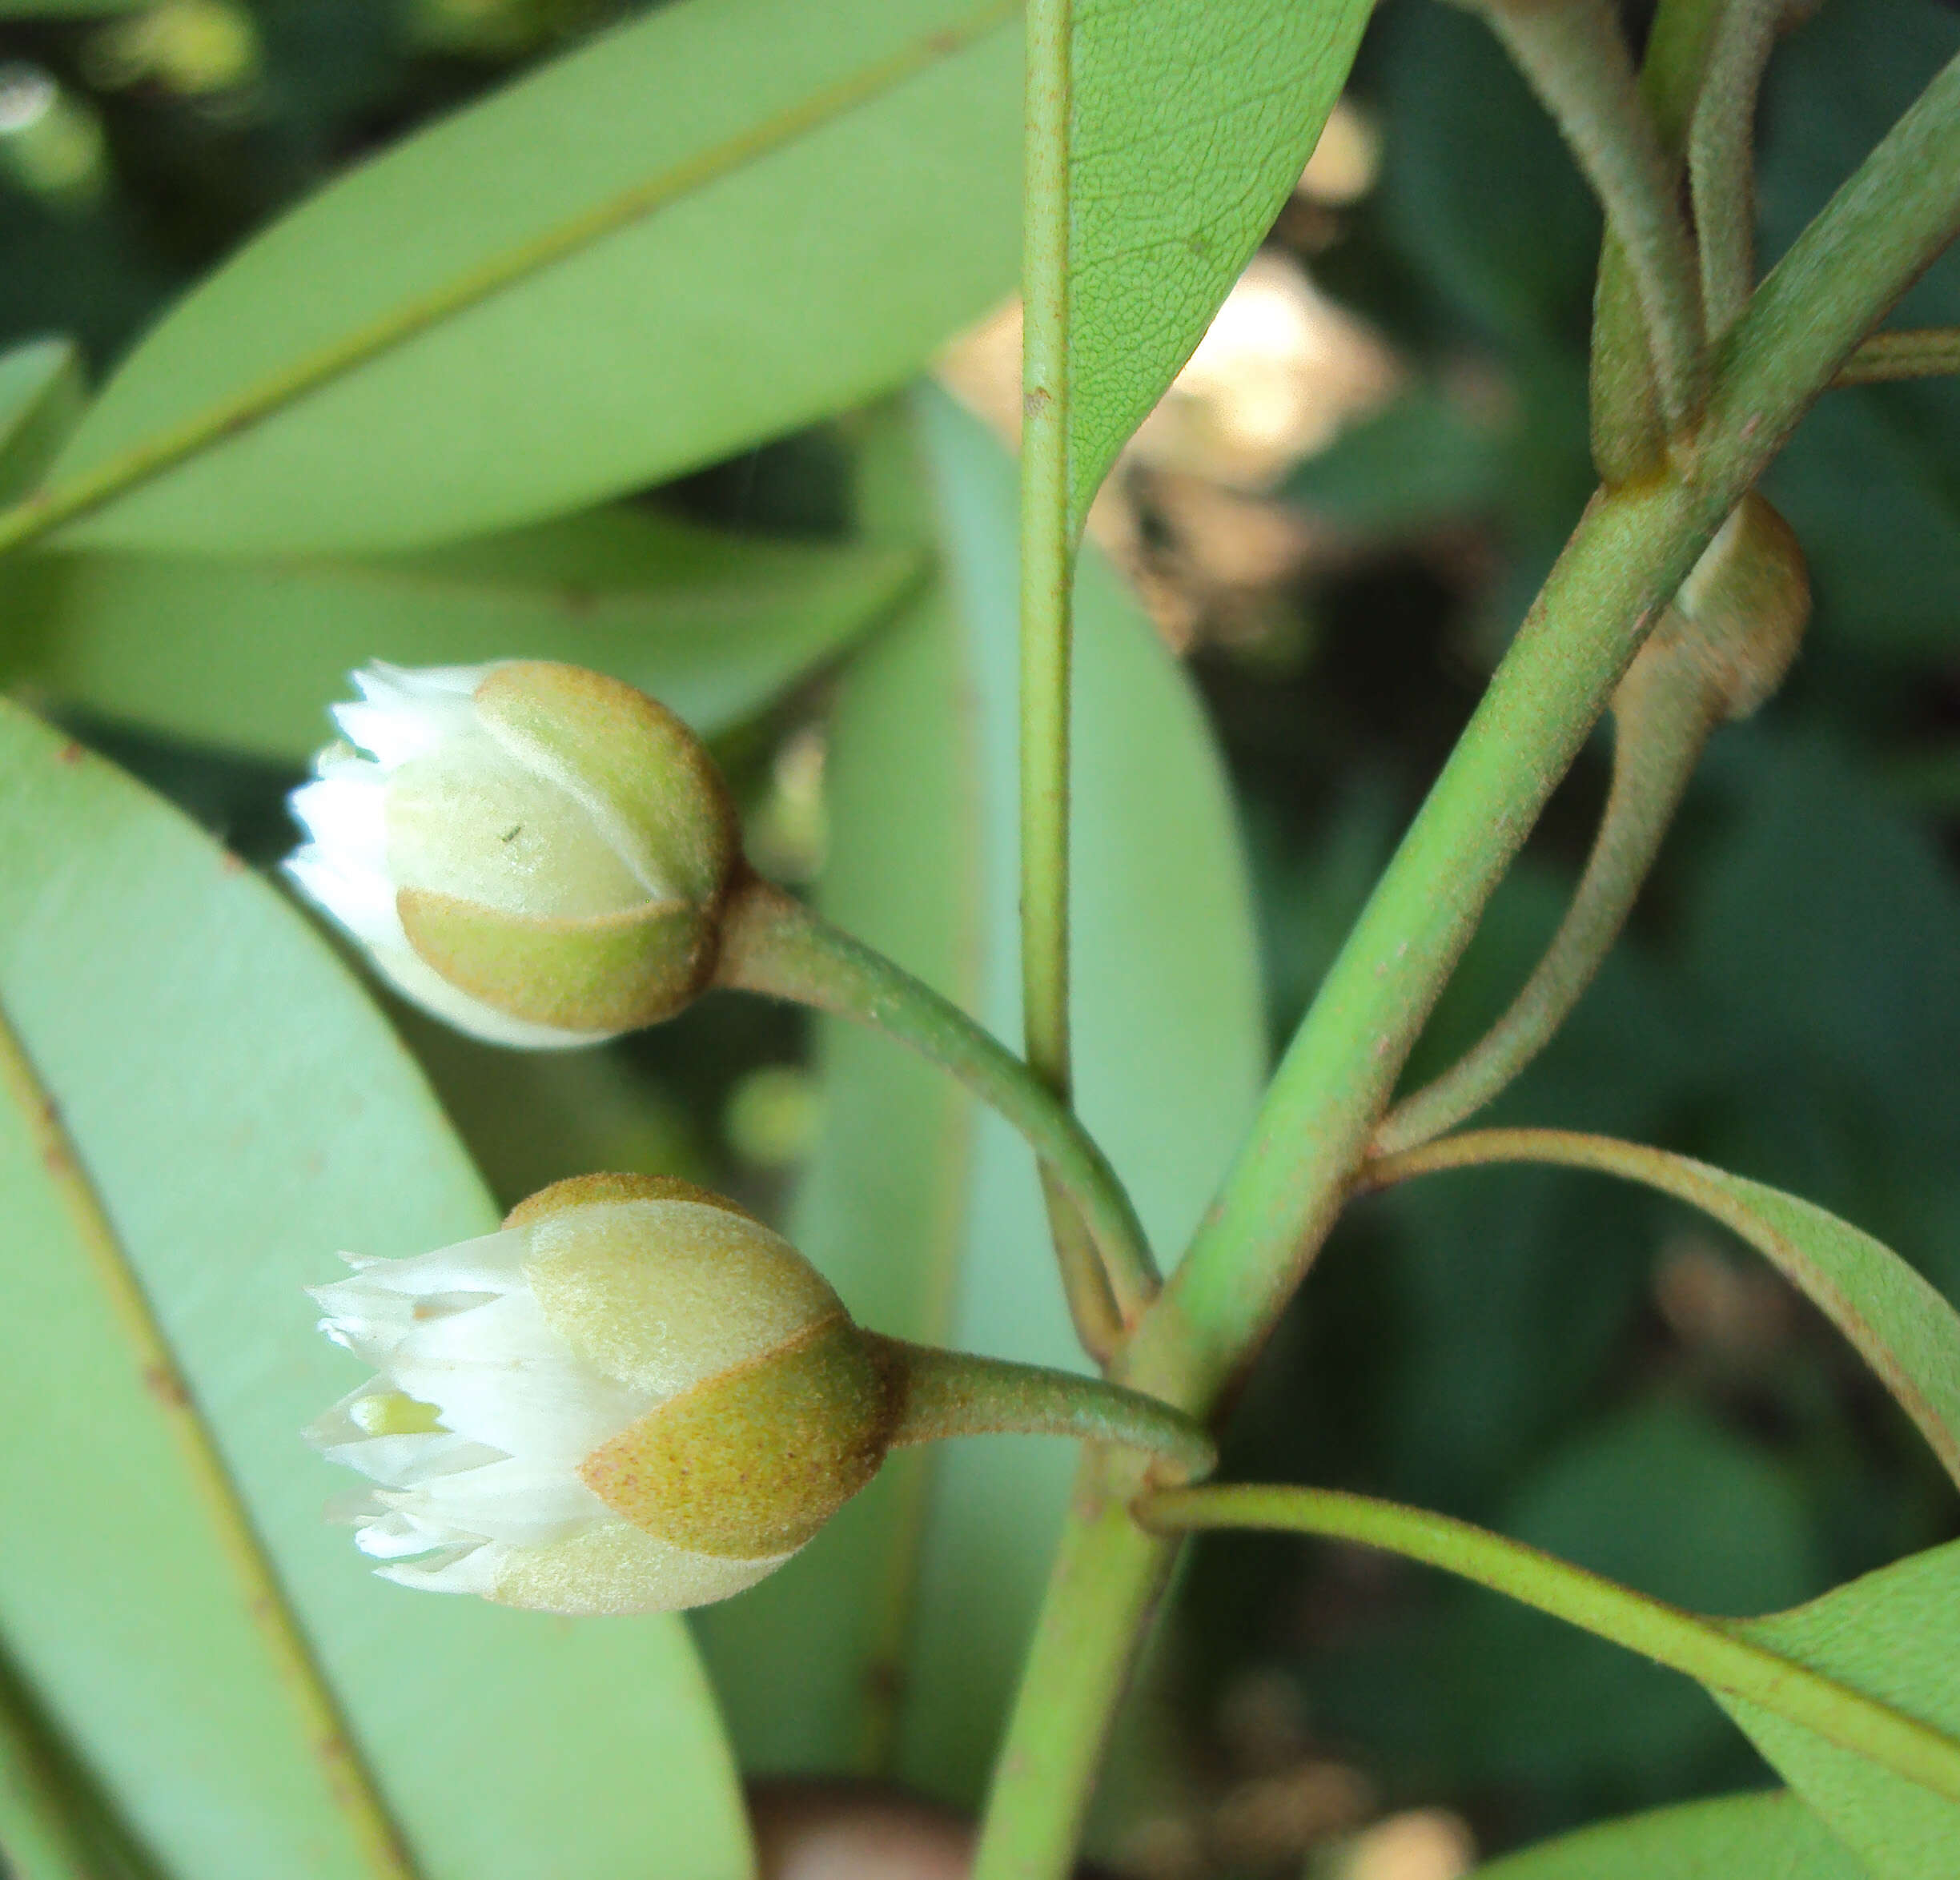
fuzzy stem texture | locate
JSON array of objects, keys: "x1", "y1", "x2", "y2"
[
  {"x1": 713, "y1": 874, "x2": 1152, "y2": 1344},
  {"x1": 973, "y1": 50, "x2": 1960, "y2": 1880}
]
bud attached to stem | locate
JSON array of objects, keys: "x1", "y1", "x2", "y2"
[
  {"x1": 287, "y1": 661, "x2": 737, "y2": 1047},
  {"x1": 308, "y1": 1175, "x2": 1210, "y2": 1615}
]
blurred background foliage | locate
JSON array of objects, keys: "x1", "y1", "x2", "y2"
[{"x1": 6, "y1": 0, "x2": 1960, "y2": 1876}]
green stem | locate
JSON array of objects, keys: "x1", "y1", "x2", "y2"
[
  {"x1": 1482, "y1": 0, "x2": 1706, "y2": 430},
  {"x1": 974, "y1": 52, "x2": 1960, "y2": 1880},
  {"x1": 1021, "y1": 0, "x2": 1101, "y2": 1344},
  {"x1": 1371, "y1": 659, "x2": 1717, "y2": 1158},
  {"x1": 870, "y1": 1336, "x2": 1214, "y2": 1479},
  {"x1": 713, "y1": 874, "x2": 1154, "y2": 1344},
  {"x1": 1689, "y1": 0, "x2": 1782, "y2": 335},
  {"x1": 1835, "y1": 327, "x2": 1960, "y2": 385},
  {"x1": 1588, "y1": 0, "x2": 1725, "y2": 482},
  {"x1": 0, "y1": 0, "x2": 1020, "y2": 562},
  {"x1": 0, "y1": 1008, "x2": 419, "y2": 1880},
  {"x1": 1137, "y1": 1484, "x2": 1960, "y2": 1805}
]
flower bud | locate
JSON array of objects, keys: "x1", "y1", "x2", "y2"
[
  {"x1": 286, "y1": 661, "x2": 737, "y2": 1048},
  {"x1": 306, "y1": 1173, "x2": 896, "y2": 1615},
  {"x1": 1623, "y1": 493, "x2": 1810, "y2": 724}
]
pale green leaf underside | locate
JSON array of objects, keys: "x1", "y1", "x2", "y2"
[
  {"x1": 0, "y1": 338, "x2": 85, "y2": 507},
  {"x1": 1065, "y1": 0, "x2": 1372, "y2": 526},
  {"x1": 696, "y1": 385, "x2": 1264, "y2": 1799},
  {"x1": 1472, "y1": 1790, "x2": 1865, "y2": 1878},
  {"x1": 0, "y1": 701, "x2": 749, "y2": 1880},
  {"x1": 4, "y1": 504, "x2": 918, "y2": 761},
  {"x1": 1721, "y1": 1541, "x2": 1960, "y2": 1880},
  {"x1": 46, "y1": 0, "x2": 1019, "y2": 556}
]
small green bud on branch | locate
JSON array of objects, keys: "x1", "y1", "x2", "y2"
[{"x1": 307, "y1": 1174, "x2": 1204, "y2": 1615}]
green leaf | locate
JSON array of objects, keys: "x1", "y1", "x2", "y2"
[
  {"x1": 0, "y1": 1, "x2": 143, "y2": 14},
  {"x1": 1384, "y1": 1130, "x2": 1960, "y2": 1493},
  {"x1": 1719, "y1": 1542, "x2": 1960, "y2": 1880},
  {"x1": 0, "y1": 338, "x2": 85, "y2": 506},
  {"x1": 1471, "y1": 1790, "x2": 1865, "y2": 1878},
  {"x1": 4, "y1": 504, "x2": 918, "y2": 761},
  {"x1": 1059, "y1": 0, "x2": 1372, "y2": 528},
  {"x1": 0, "y1": 700, "x2": 749, "y2": 1880},
  {"x1": 696, "y1": 385, "x2": 1264, "y2": 1799},
  {"x1": 42, "y1": 0, "x2": 1022, "y2": 556}
]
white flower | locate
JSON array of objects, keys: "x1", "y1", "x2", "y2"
[
  {"x1": 306, "y1": 1175, "x2": 888, "y2": 1615},
  {"x1": 285, "y1": 661, "x2": 736, "y2": 1049}
]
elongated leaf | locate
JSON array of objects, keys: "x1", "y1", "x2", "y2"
[
  {"x1": 46, "y1": 0, "x2": 1021, "y2": 556},
  {"x1": 5, "y1": 506, "x2": 918, "y2": 761},
  {"x1": 1719, "y1": 1542, "x2": 1960, "y2": 1880},
  {"x1": 0, "y1": 701, "x2": 749, "y2": 1880},
  {"x1": 1382, "y1": 1131, "x2": 1960, "y2": 1491},
  {"x1": 0, "y1": 338, "x2": 85, "y2": 506},
  {"x1": 697, "y1": 386, "x2": 1265, "y2": 1798},
  {"x1": 1472, "y1": 1790, "x2": 1864, "y2": 1878},
  {"x1": 1059, "y1": 0, "x2": 1372, "y2": 527}
]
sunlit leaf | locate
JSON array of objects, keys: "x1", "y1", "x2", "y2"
[
  {"x1": 1472, "y1": 1790, "x2": 1864, "y2": 1878},
  {"x1": 0, "y1": 699, "x2": 749, "y2": 1880},
  {"x1": 46, "y1": 0, "x2": 1022, "y2": 556},
  {"x1": 697, "y1": 386, "x2": 1265, "y2": 1800},
  {"x1": 1058, "y1": 0, "x2": 1371, "y2": 528},
  {"x1": 5, "y1": 505, "x2": 918, "y2": 761},
  {"x1": 1719, "y1": 1542, "x2": 1960, "y2": 1880}
]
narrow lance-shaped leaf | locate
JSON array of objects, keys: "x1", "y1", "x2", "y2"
[
  {"x1": 0, "y1": 701, "x2": 750, "y2": 1880},
  {"x1": 1365, "y1": 1129, "x2": 1960, "y2": 1491},
  {"x1": 3, "y1": 504, "x2": 919, "y2": 762},
  {"x1": 0, "y1": 338, "x2": 85, "y2": 505},
  {"x1": 38, "y1": 0, "x2": 1021, "y2": 556},
  {"x1": 1058, "y1": 0, "x2": 1372, "y2": 531}
]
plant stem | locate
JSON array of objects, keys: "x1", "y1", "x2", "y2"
[
  {"x1": 713, "y1": 874, "x2": 1151, "y2": 1348},
  {"x1": 870, "y1": 1336, "x2": 1214, "y2": 1478},
  {"x1": 0, "y1": 0, "x2": 1021, "y2": 562},
  {"x1": 1689, "y1": 0, "x2": 1783, "y2": 335},
  {"x1": 1371, "y1": 659, "x2": 1718, "y2": 1158},
  {"x1": 1022, "y1": 0, "x2": 1100, "y2": 1342},
  {"x1": 1836, "y1": 327, "x2": 1960, "y2": 385},
  {"x1": 1482, "y1": 0, "x2": 1706, "y2": 430},
  {"x1": 1137, "y1": 1484, "x2": 1960, "y2": 1803},
  {"x1": 974, "y1": 54, "x2": 1960, "y2": 1880},
  {"x1": 1588, "y1": 0, "x2": 1725, "y2": 482},
  {"x1": 0, "y1": 1008, "x2": 419, "y2": 1880}
]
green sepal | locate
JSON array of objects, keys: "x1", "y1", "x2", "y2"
[{"x1": 398, "y1": 885, "x2": 713, "y2": 1031}]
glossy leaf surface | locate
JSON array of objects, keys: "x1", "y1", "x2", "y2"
[
  {"x1": 46, "y1": 0, "x2": 1020, "y2": 555},
  {"x1": 1060, "y1": 0, "x2": 1372, "y2": 528},
  {"x1": 6, "y1": 505, "x2": 917, "y2": 761},
  {"x1": 0, "y1": 700, "x2": 749, "y2": 1880},
  {"x1": 697, "y1": 387, "x2": 1264, "y2": 1799}
]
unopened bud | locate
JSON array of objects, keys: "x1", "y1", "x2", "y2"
[
  {"x1": 1623, "y1": 493, "x2": 1810, "y2": 725},
  {"x1": 286, "y1": 661, "x2": 737, "y2": 1047},
  {"x1": 307, "y1": 1173, "x2": 897, "y2": 1615}
]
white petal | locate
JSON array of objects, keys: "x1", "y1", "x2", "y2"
[
  {"x1": 283, "y1": 848, "x2": 401, "y2": 951},
  {"x1": 318, "y1": 1430, "x2": 506, "y2": 1490},
  {"x1": 375, "y1": 1542, "x2": 504, "y2": 1597},
  {"x1": 381, "y1": 1456, "x2": 605, "y2": 1547},
  {"x1": 332, "y1": 661, "x2": 492, "y2": 770},
  {"x1": 384, "y1": 1290, "x2": 647, "y2": 1464}
]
